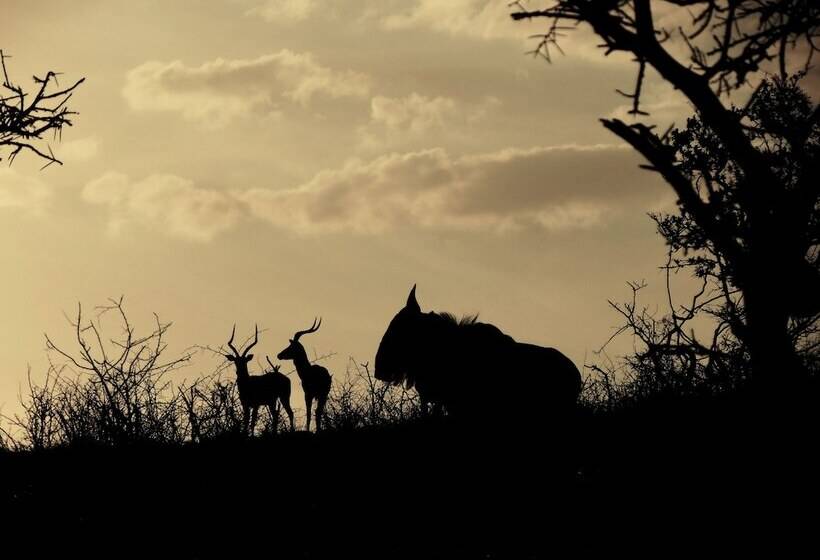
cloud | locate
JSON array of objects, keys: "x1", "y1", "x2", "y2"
[
  {"x1": 371, "y1": 93, "x2": 498, "y2": 132},
  {"x1": 123, "y1": 51, "x2": 371, "y2": 127},
  {"x1": 0, "y1": 168, "x2": 51, "y2": 215},
  {"x1": 371, "y1": 94, "x2": 459, "y2": 133},
  {"x1": 382, "y1": 0, "x2": 523, "y2": 41},
  {"x1": 81, "y1": 146, "x2": 672, "y2": 240},
  {"x1": 83, "y1": 172, "x2": 242, "y2": 242},
  {"x1": 358, "y1": 93, "x2": 500, "y2": 149},
  {"x1": 379, "y1": 1, "x2": 630, "y2": 63},
  {"x1": 58, "y1": 136, "x2": 99, "y2": 162},
  {"x1": 237, "y1": 144, "x2": 669, "y2": 235},
  {"x1": 246, "y1": 0, "x2": 315, "y2": 22}
]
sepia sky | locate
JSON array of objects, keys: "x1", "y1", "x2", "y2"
[{"x1": 1, "y1": 0, "x2": 722, "y2": 415}]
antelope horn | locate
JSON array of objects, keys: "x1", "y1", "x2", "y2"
[
  {"x1": 243, "y1": 324, "x2": 259, "y2": 356},
  {"x1": 293, "y1": 317, "x2": 321, "y2": 342},
  {"x1": 227, "y1": 324, "x2": 239, "y2": 356}
]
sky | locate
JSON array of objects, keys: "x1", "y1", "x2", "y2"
[{"x1": 1, "y1": 0, "x2": 720, "y2": 417}]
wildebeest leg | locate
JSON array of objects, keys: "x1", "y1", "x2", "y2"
[
  {"x1": 305, "y1": 394, "x2": 314, "y2": 432},
  {"x1": 249, "y1": 407, "x2": 259, "y2": 436}
]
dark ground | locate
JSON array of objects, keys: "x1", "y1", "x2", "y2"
[{"x1": 1, "y1": 388, "x2": 818, "y2": 558}]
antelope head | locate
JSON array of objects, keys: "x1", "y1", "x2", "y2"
[
  {"x1": 277, "y1": 317, "x2": 321, "y2": 361},
  {"x1": 224, "y1": 324, "x2": 259, "y2": 378}
]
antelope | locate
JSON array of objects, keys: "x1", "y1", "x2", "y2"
[
  {"x1": 277, "y1": 318, "x2": 332, "y2": 432},
  {"x1": 265, "y1": 356, "x2": 295, "y2": 432},
  {"x1": 224, "y1": 325, "x2": 294, "y2": 435}
]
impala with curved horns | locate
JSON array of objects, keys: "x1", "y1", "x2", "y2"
[
  {"x1": 225, "y1": 324, "x2": 294, "y2": 435},
  {"x1": 277, "y1": 318, "x2": 332, "y2": 432}
]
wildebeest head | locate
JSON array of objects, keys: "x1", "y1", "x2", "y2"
[{"x1": 375, "y1": 285, "x2": 423, "y2": 385}]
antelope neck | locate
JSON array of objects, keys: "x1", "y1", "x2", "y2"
[
  {"x1": 290, "y1": 346, "x2": 312, "y2": 375},
  {"x1": 234, "y1": 362, "x2": 250, "y2": 379}
]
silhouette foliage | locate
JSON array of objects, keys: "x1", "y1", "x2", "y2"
[
  {"x1": 323, "y1": 358, "x2": 420, "y2": 431},
  {"x1": 2, "y1": 297, "x2": 818, "y2": 557},
  {"x1": 511, "y1": 1, "x2": 820, "y2": 385},
  {"x1": 656, "y1": 75, "x2": 819, "y2": 373},
  {"x1": 584, "y1": 279, "x2": 752, "y2": 413},
  {"x1": 0, "y1": 50, "x2": 84, "y2": 167},
  {"x1": 2, "y1": 299, "x2": 420, "y2": 449},
  {"x1": 4, "y1": 298, "x2": 192, "y2": 448}
]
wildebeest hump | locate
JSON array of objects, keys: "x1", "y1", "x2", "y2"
[{"x1": 509, "y1": 343, "x2": 582, "y2": 406}]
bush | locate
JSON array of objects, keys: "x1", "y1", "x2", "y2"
[
  {"x1": 2, "y1": 299, "x2": 423, "y2": 450},
  {"x1": 582, "y1": 280, "x2": 754, "y2": 414},
  {"x1": 323, "y1": 358, "x2": 420, "y2": 431},
  {"x1": 5, "y1": 298, "x2": 191, "y2": 448}
]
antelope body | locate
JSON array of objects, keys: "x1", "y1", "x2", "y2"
[
  {"x1": 224, "y1": 325, "x2": 295, "y2": 435},
  {"x1": 277, "y1": 318, "x2": 332, "y2": 432}
]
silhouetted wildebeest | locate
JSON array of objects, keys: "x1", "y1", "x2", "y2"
[{"x1": 375, "y1": 286, "x2": 582, "y2": 427}]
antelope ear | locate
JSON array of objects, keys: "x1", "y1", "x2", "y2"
[
  {"x1": 406, "y1": 284, "x2": 420, "y2": 313},
  {"x1": 245, "y1": 354, "x2": 254, "y2": 361},
  {"x1": 225, "y1": 355, "x2": 236, "y2": 362}
]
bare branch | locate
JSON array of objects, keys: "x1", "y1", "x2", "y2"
[{"x1": 0, "y1": 50, "x2": 84, "y2": 167}]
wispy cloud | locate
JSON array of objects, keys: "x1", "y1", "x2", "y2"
[
  {"x1": 123, "y1": 51, "x2": 371, "y2": 127},
  {"x1": 82, "y1": 144, "x2": 670, "y2": 241},
  {"x1": 83, "y1": 172, "x2": 242, "y2": 242},
  {"x1": 358, "y1": 93, "x2": 500, "y2": 150},
  {"x1": 58, "y1": 136, "x2": 100, "y2": 162},
  {"x1": 379, "y1": 1, "x2": 625, "y2": 62},
  {"x1": 237, "y1": 144, "x2": 668, "y2": 235},
  {"x1": 246, "y1": 0, "x2": 316, "y2": 22},
  {"x1": 0, "y1": 168, "x2": 51, "y2": 216},
  {"x1": 369, "y1": 93, "x2": 498, "y2": 132},
  {"x1": 371, "y1": 94, "x2": 459, "y2": 133},
  {"x1": 382, "y1": 0, "x2": 523, "y2": 40}
]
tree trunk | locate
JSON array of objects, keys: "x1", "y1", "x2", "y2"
[{"x1": 742, "y1": 273, "x2": 803, "y2": 398}]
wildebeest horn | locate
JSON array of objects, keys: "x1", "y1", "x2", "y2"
[{"x1": 406, "y1": 284, "x2": 420, "y2": 312}]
